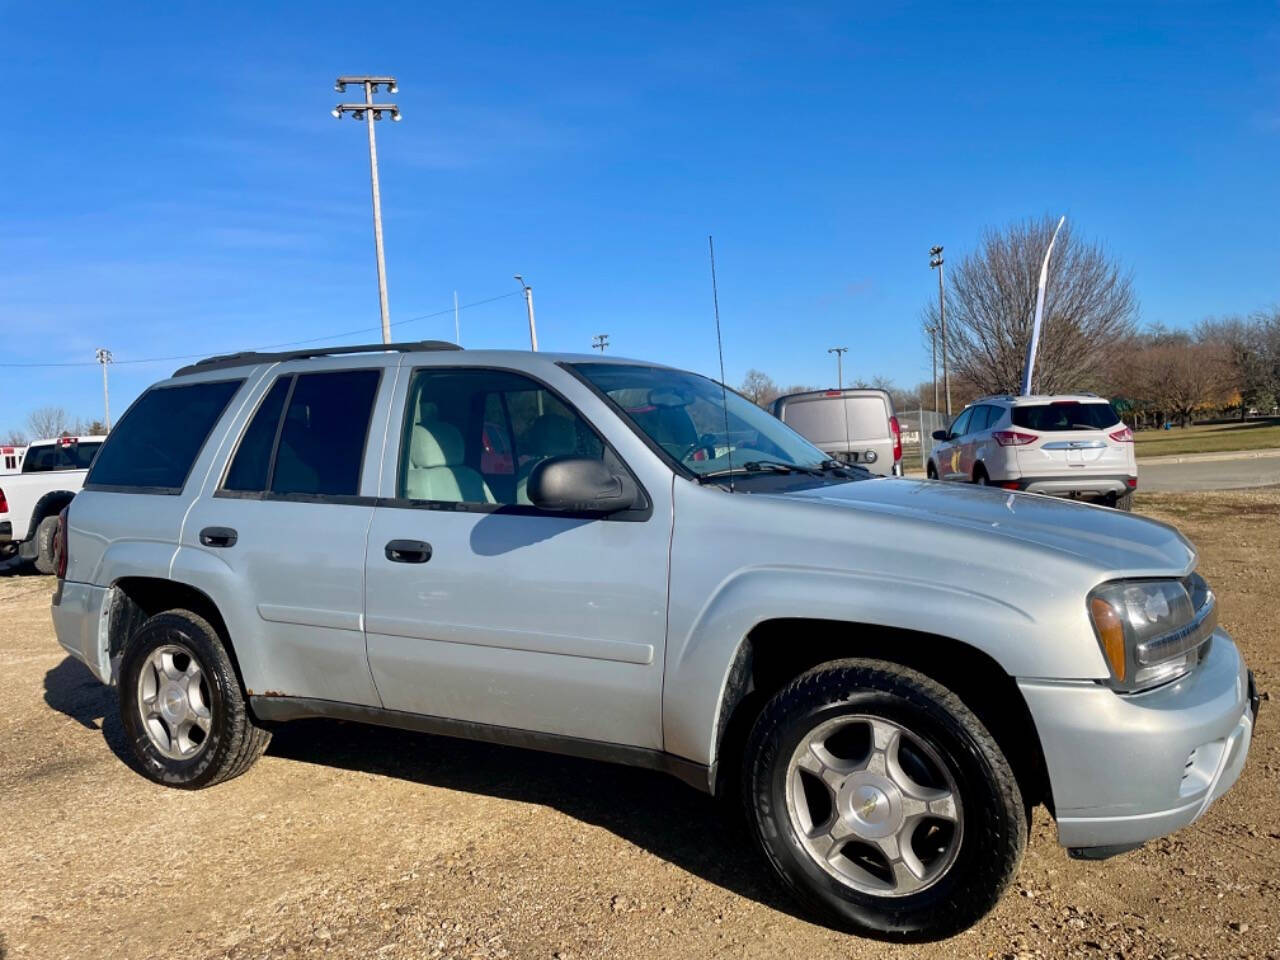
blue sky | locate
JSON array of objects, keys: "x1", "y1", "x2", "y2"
[{"x1": 2, "y1": 1, "x2": 1278, "y2": 436}]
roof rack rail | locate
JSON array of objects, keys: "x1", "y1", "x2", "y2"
[
  {"x1": 975, "y1": 393, "x2": 1016, "y2": 403},
  {"x1": 173, "y1": 340, "x2": 463, "y2": 377}
]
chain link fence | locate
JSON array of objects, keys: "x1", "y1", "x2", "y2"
[{"x1": 897, "y1": 408, "x2": 949, "y2": 474}]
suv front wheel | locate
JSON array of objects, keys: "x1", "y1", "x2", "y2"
[
  {"x1": 743, "y1": 659, "x2": 1026, "y2": 940},
  {"x1": 119, "y1": 609, "x2": 271, "y2": 789}
]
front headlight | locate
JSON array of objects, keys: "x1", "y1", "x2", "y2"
[{"x1": 1087, "y1": 573, "x2": 1216, "y2": 692}]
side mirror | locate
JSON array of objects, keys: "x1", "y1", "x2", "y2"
[
  {"x1": 528, "y1": 457, "x2": 634, "y2": 514},
  {"x1": 931, "y1": 429, "x2": 949, "y2": 442}
]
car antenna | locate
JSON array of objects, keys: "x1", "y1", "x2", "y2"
[{"x1": 708, "y1": 234, "x2": 734, "y2": 492}]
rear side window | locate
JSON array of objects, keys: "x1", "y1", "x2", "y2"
[
  {"x1": 223, "y1": 376, "x2": 292, "y2": 491},
  {"x1": 271, "y1": 370, "x2": 381, "y2": 496},
  {"x1": 21, "y1": 440, "x2": 102, "y2": 472},
  {"x1": 970, "y1": 405, "x2": 999, "y2": 433},
  {"x1": 1012, "y1": 401, "x2": 1120, "y2": 432},
  {"x1": 87, "y1": 380, "x2": 242, "y2": 492}
]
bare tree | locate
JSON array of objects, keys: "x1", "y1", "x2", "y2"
[
  {"x1": 3, "y1": 429, "x2": 27, "y2": 445},
  {"x1": 739, "y1": 369, "x2": 780, "y2": 407},
  {"x1": 1121, "y1": 334, "x2": 1235, "y2": 427},
  {"x1": 26, "y1": 406, "x2": 71, "y2": 440},
  {"x1": 1197, "y1": 311, "x2": 1280, "y2": 419},
  {"x1": 923, "y1": 215, "x2": 1138, "y2": 395}
]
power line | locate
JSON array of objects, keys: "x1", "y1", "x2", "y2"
[{"x1": 0, "y1": 291, "x2": 521, "y2": 368}]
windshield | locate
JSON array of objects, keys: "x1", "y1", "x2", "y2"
[{"x1": 572, "y1": 362, "x2": 829, "y2": 476}]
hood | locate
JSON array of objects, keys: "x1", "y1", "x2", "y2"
[{"x1": 772, "y1": 477, "x2": 1195, "y2": 578}]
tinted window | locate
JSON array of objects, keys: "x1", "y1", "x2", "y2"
[
  {"x1": 223, "y1": 376, "x2": 292, "y2": 492},
  {"x1": 1012, "y1": 402, "x2": 1120, "y2": 432},
  {"x1": 399, "y1": 368, "x2": 604, "y2": 505},
  {"x1": 970, "y1": 405, "x2": 997, "y2": 433},
  {"x1": 87, "y1": 381, "x2": 241, "y2": 491},
  {"x1": 948, "y1": 408, "x2": 973, "y2": 437},
  {"x1": 271, "y1": 370, "x2": 380, "y2": 496},
  {"x1": 21, "y1": 440, "x2": 102, "y2": 472}
]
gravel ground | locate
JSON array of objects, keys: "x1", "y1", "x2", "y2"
[{"x1": 2, "y1": 489, "x2": 1277, "y2": 960}]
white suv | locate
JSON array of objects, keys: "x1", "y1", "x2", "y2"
[{"x1": 927, "y1": 395, "x2": 1137, "y2": 509}]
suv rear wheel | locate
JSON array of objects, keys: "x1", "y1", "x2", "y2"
[
  {"x1": 119, "y1": 609, "x2": 270, "y2": 789},
  {"x1": 743, "y1": 659, "x2": 1026, "y2": 940}
]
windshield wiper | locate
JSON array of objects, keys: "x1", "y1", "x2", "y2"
[{"x1": 702, "y1": 459, "x2": 822, "y2": 479}]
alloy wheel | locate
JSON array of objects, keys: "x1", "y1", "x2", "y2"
[{"x1": 785, "y1": 714, "x2": 963, "y2": 897}]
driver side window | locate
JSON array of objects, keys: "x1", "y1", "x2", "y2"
[
  {"x1": 398, "y1": 368, "x2": 604, "y2": 506},
  {"x1": 948, "y1": 408, "x2": 973, "y2": 438}
]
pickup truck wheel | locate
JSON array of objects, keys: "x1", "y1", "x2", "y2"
[
  {"x1": 33, "y1": 515, "x2": 59, "y2": 574},
  {"x1": 118, "y1": 610, "x2": 270, "y2": 789},
  {"x1": 743, "y1": 659, "x2": 1026, "y2": 940}
]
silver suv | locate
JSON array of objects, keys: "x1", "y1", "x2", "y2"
[
  {"x1": 928, "y1": 394, "x2": 1138, "y2": 509},
  {"x1": 51, "y1": 342, "x2": 1257, "y2": 940}
]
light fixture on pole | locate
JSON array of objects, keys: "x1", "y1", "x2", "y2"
[
  {"x1": 592, "y1": 334, "x2": 609, "y2": 352},
  {"x1": 929, "y1": 246, "x2": 951, "y2": 417},
  {"x1": 827, "y1": 346, "x2": 848, "y2": 390},
  {"x1": 332, "y1": 75, "x2": 401, "y2": 344},
  {"x1": 514, "y1": 274, "x2": 538, "y2": 351},
  {"x1": 95, "y1": 347, "x2": 113, "y2": 430}
]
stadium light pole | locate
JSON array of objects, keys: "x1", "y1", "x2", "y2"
[
  {"x1": 930, "y1": 246, "x2": 951, "y2": 417},
  {"x1": 95, "y1": 348, "x2": 113, "y2": 430},
  {"x1": 827, "y1": 346, "x2": 848, "y2": 391},
  {"x1": 514, "y1": 275, "x2": 538, "y2": 350},
  {"x1": 333, "y1": 75, "x2": 401, "y2": 344}
]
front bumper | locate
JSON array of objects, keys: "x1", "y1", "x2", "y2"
[
  {"x1": 1019, "y1": 631, "x2": 1254, "y2": 850},
  {"x1": 1013, "y1": 474, "x2": 1136, "y2": 500}
]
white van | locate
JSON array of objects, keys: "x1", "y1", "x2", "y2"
[{"x1": 771, "y1": 388, "x2": 902, "y2": 476}]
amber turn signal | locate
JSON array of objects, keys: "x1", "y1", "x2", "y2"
[{"x1": 1090, "y1": 596, "x2": 1127, "y2": 682}]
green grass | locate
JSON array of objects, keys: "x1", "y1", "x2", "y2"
[{"x1": 1134, "y1": 419, "x2": 1280, "y2": 458}]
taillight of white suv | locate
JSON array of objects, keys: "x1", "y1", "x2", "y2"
[{"x1": 992, "y1": 430, "x2": 1037, "y2": 446}]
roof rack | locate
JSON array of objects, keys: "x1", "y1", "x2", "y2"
[{"x1": 173, "y1": 340, "x2": 463, "y2": 377}]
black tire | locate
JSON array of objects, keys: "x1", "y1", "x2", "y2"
[
  {"x1": 118, "y1": 609, "x2": 270, "y2": 789},
  {"x1": 925, "y1": 462, "x2": 938, "y2": 480},
  {"x1": 743, "y1": 659, "x2": 1026, "y2": 940},
  {"x1": 32, "y1": 515, "x2": 59, "y2": 574},
  {"x1": 972, "y1": 465, "x2": 989, "y2": 486},
  {"x1": 1113, "y1": 491, "x2": 1133, "y2": 511}
]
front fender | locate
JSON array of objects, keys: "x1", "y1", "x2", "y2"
[{"x1": 662, "y1": 565, "x2": 1110, "y2": 769}]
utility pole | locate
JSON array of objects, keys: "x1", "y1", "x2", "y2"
[
  {"x1": 827, "y1": 347, "x2": 848, "y2": 390},
  {"x1": 927, "y1": 324, "x2": 938, "y2": 412},
  {"x1": 930, "y1": 246, "x2": 951, "y2": 417},
  {"x1": 454, "y1": 290, "x2": 460, "y2": 345},
  {"x1": 332, "y1": 75, "x2": 401, "y2": 344},
  {"x1": 592, "y1": 334, "x2": 609, "y2": 352},
  {"x1": 95, "y1": 348, "x2": 113, "y2": 430},
  {"x1": 514, "y1": 275, "x2": 538, "y2": 350}
]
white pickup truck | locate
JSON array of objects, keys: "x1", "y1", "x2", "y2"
[{"x1": 0, "y1": 435, "x2": 104, "y2": 572}]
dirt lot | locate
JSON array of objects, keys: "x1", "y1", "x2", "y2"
[{"x1": 2, "y1": 490, "x2": 1278, "y2": 960}]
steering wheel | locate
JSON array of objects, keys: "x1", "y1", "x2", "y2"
[{"x1": 678, "y1": 434, "x2": 720, "y2": 463}]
